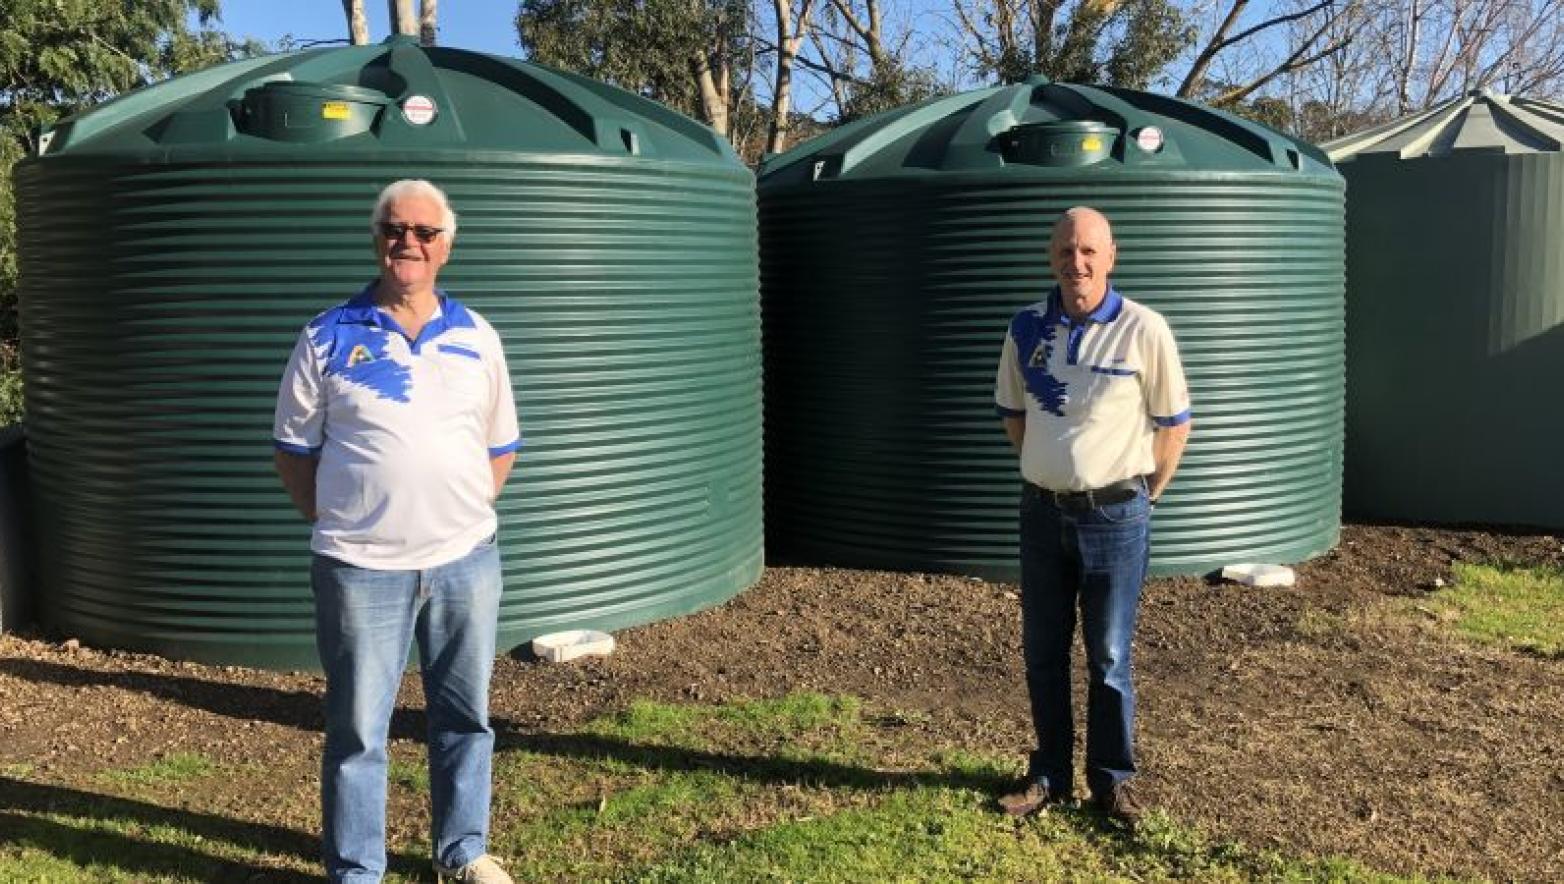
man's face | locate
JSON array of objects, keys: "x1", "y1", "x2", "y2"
[
  {"x1": 1049, "y1": 213, "x2": 1116, "y2": 318},
  {"x1": 375, "y1": 196, "x2": 451, "y2": 294}
]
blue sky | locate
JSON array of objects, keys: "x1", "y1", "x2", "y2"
[{"x1": 209, "y1": 1, "x2": 524, "y2": 57}]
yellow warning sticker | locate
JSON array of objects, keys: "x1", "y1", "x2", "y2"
[
  {"x1": 322, "y1": 101, "x2": 351, "y2": 121},
  {"x1": 1082, "y1": 136, "x2": 1103, "y2": 151}
]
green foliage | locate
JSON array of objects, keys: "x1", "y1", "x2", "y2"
[
  {"x1": 1436, "y1": 563, "x2": 1564, "y2": 657},
  {"x1": 1220, "y1": 96, "x2": 1296, "y2": 133},
  {"x1": 838, "y1": 60, "x2": 946, "y2": 124},
  {"x1": 515, "y1": 0, "x2": 752, "y2": 125},
  {"x1": 1, "y1": 343, "x2": 24, "y2": 426},
  {"x1": 984, "y1": 0, "x2": 1195, "y2": 90},
  {"x1": 0, "y1": 1, "x2": 264, "y2": 403}
]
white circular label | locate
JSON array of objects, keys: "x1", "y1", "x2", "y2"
[
  {"x1": 401, "y1": 95, "x2": 437, "y2": 126},
  {"x1": 1135, "y1": 126, "x2": 1164, "y2": 153}
]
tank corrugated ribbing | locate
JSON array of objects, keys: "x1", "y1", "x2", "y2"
[
  {"x1": 762, "y1": 170, "x2": 1343, "y2": 578},
  {"x1": 18, "y1": 157, "x2": 761, "y2": 669}
]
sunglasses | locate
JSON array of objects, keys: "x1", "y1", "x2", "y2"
[{"x1": 376, "y1": 222, "x2": 445, "y2": 244}]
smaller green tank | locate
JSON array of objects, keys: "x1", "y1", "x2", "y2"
[{"x1": 1326, "y1": 92, "x2": 1564, "y2": 529}]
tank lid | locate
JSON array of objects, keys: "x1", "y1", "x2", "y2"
[
  {"x1": 1323, "y1": 92, "x2": 1564, "y2": 161},
  {"x1": 757, "y1": 79, "x2": 1336, "y2": 186},
  {"x1": 29, "y1": 41, "x2": 738, "y2": 165}
]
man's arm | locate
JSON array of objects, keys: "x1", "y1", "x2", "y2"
[
  {"x1": 274, "y1": 450, "x2": 319, "y2": 521},
  {"x1": 490, "y1": 451, "x2": 517, "y2": 499},
  {"x1": 1146, "y1": 421, "x2": 1191, "y2": 502},
  {"x1": 1002, "y1": 415, "x2": 1025, "y2": 452}
]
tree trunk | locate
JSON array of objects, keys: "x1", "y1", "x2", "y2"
[
  {"x1": 342, "y1": 0, "x2": 370, "y2": 45},
  {"x1": 768, "y1": 0, "x2": 817, "y2": 155},
  {"x1": 692, "y1": 52, "x2": 731, "y2": 136},
  {"x1": 419, "y1": 0, "x2": 438, "y2": 46},
  {"x1": 389, "y1": 0, "x2": 417, "y2": 36}
]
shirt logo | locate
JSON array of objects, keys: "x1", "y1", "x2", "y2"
[
  {"x1": 346, "y1": 344, "x2": 375, "y2": 367},
  {"x1": 1028, "y1": 343, "x2": 1048, "y2": 367}
]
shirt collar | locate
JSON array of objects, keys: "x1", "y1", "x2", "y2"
[
  {"x1": 341, "y1": 281, "x2": 451, "y2": 335},
  {"x1": 1045, "y1": 285, "x2": 1123, "y2": 326}
]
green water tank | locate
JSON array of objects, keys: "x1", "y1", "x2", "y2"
[
  {"x1": 1325, "y1": 92, "x2": 1564, "y2": 530},
  {"x1": 758, "y1": 78, "x2": 1344, "y2": 578},
  {"x1": 15, "y1": 38, "x2": 761, "y2": 668}
]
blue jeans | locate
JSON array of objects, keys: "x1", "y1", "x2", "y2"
[
  {"x1": 311, "y1": 538, "x2": 502, "y2": 883},
  {"x1": 1018, "y1": 482, "x2": 1151, "y2": 798}
]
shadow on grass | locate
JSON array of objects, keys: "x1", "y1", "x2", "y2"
[
  {"x1": 1, "y1": 777, "x2": 428, "y2": 882},
  {"x1": 498, "y1": 730, "x2": 1014, "y2": 796},
  {"x1": 0, "y1": 658, "x2": 427, "y2": 740},
  {"x1": 2, "y1": 777, "x2": 310, "y2": 881}
]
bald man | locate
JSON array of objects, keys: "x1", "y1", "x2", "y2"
[{"x1": 993, "y1": 207, "x2": 1192, "y2": 824}]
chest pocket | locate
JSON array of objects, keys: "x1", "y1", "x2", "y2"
[{"x1": 434, "y1": 342, "x2": 490, "y2": 411}]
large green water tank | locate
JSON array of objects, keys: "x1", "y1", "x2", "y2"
[
  {"x1": 1325, "y1": 92, "x2": 1564, "y2": 530},
  {"x1": 758, "y1": 78, "x2": 1344, "y2": 578},
  {"x1": 15, "y1": 38, "x2": 761, "y2": 669}
]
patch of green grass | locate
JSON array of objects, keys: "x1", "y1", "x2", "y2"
[
  {"x1": 629, "y1": 785, "x2": 1408, "y2": 883},
  {"x1": 587, "y1": 693, "x2": 861, "y2": 745},
  {"x1": 1435, "y1": 563, "x2": 1564, "y2": 656},
  {"x1": 3, "y1": 692, "x2": 1425, "y2": 883},
  {"x1": 387, "y1": 755, "x2": 430, "y2": 794},
  {"x1": 97, "y1": 753, "x2": 217, "y2": 788}
]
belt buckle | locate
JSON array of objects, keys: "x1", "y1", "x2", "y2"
[{"x1": 1052, "y1": 487, "x2": 1089, "y2": 509}]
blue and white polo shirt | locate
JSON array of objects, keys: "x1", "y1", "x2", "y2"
[
  {"x1": 273, "y1": 285, "x2": 521, "y2": 570},
  {"x1": 995, "y1": 286, "x2": 1191, "y2": 492}
]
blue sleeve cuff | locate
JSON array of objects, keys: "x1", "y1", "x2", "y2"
[
  {"x1": 996, "y1": 405, "x2": 1026, "y2": 418},
  {"x1": 488, "y1": 439, "x2": 523, "y2": 457},
  {"x1": 1152, "y1": 409, "x2": 1192, "y2": 428},
  {"x1": 274, "y1": 439, "x2": 322, "y2": 455}
]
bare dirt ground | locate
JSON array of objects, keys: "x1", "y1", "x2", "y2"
[{"x1": 2, "y1": 522, "x2": 1562, "y2": 881}]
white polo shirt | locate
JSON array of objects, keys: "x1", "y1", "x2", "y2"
[
  {"x1": 273, "y1": 286, "x2": 521, "y2": 570},
  {"x1": 995, "y1": 287, "x2": 1191, "y2": 492}
]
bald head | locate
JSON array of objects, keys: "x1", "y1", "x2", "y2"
[
  {"x1": 1049, "y1": 206, "x2": 1117, "y2": 319},
  {"x1": 1051, "y1": 206, "x2": 1114, "y2": 248}
]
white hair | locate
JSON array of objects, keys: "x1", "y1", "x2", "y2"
[{"x1": 371, "y1": 179, "x2": 457, "y2": 240}]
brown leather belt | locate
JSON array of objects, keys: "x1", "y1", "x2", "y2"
[{"x1": 1031, "y1": 477, "x2": 1145, "y2": 510}]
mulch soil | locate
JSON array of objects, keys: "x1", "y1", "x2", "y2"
[{"x1": 2, "y1": 522, "x2": 1562, "y2": 881}]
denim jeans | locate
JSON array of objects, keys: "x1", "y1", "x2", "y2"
[
  {"x1": 311, "y1": 538, "x2": 502, "y2": 883},
  {"x1": 1018, "y1": 482, "x2": 1151, "y2": 798}
]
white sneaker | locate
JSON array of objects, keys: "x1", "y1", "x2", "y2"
[{"x1": 434, "y1": 853, "x2": 514, "y2": 884}]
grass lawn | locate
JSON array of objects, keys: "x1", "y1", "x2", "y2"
[
  {"x1": 0, "y1": 692, "x2": 1418, "y2": 883},
  {"x1": 1432, "y1": 563, "x2": 1564, "y2": 657}
]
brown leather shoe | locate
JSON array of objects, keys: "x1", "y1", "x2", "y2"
[
  {"x1": 996, "y1": 780, "x2": 1070, "y2": 817},
  {"x1": 1090, "y1": 781, "x2": 1144, "y2": 825}
]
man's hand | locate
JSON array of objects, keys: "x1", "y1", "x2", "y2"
[
  {"x1": 273, "y1": 450, "x2": 319, "y2": 521},
  {"x1": 1002, "y1": 415, "x2": 1025, "y2": 453},
  {"x1": 1147, "y1": 421, "x2": 1191, "y2": 501},
  {"x1": 490, "y1": 452, "x2": 517, "y2": 500}
]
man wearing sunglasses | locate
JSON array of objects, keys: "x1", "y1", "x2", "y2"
[{"x1": 273, "y1": 179, "x2": 520, "y2": 884}]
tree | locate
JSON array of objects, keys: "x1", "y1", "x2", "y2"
[
  {"x1": 952, "y1": 0, "x2": 1196, "y2": 89},
  {"x1": 1176, "y1": 0, "x2": 1356, "y2": 106},
  {"x1": 517, "y1": 0, "x2": 755, "y2": 139},
  {"x1": 390, "y1": 0, "x2": 418, "y2": 36},
  {"x1": 766, "y1": 0, "x2": 820, "y2": 153},
  {"x1": 343, "y1": 1, "x2": 371, "y2": 45},
  {"x1": 809, "y1": 0, "x2": 946, "y2": 122},
  {"x1": 0, "y1": 0, "x2": 263, "y2": 424}
]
